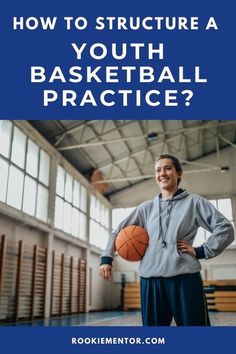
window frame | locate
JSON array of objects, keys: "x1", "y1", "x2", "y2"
[
  {"x1": 54, "y1": 164, "x2": 88, "y2": 241},
  {"x1": 0, "y1": 121, "x2": 51, "y2": 223}
]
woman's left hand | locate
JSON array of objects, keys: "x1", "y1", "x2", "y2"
[{"x1": 177, "y1": 240, "x2": 196, "y2": 257}]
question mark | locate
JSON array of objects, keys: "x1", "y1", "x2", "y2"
[{"x1": 182, "y1": 90, "x2": 193, "y2": 106}]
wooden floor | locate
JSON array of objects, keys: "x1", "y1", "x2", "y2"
[{"x1": 4, "y1": 310, "x2": 236, "y2": 326}]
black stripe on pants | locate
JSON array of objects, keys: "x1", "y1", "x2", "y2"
[{"x1": 140, "y1": 272, "x2": 210, "y2": 326}]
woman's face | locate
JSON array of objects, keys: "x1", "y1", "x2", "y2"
[{"x1": 155, "y1": 158, "x2": 181, "y2": 193}]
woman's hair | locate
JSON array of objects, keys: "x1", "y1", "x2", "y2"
[{"x1": 155, "y1": 154, "x2": 183, "y2": 185}]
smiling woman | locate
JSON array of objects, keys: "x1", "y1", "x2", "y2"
[
  {"x1": 155, "y1": 156, "x2": 182, "y2": 198},
  {"x1": 100, "y1": 154, "x2": 234, "y2": 326}
]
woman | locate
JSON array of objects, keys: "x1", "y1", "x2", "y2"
[{"x1": 99, "y1": 154, "x2": 234, "y2": 326}]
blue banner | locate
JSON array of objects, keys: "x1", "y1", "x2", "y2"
[
  {"x1": 0, "y1": 326, "x2": 235, "y2": 354},
  {"x1": 1, "y1": 0, "x2": 235, "y2": 119}
]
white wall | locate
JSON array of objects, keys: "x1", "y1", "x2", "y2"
[
  {"x1": 88, "y1": 251, "x2": 114, "y2": 310},
  {"x1": 0, "y1": 212, "x2": 46, "y2": 247}
]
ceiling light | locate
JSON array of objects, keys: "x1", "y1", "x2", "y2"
[
  {"x1": 147, "y1": 132, "x2": 159, "y2": 142},
  {"x1": 221, "y1": 166, "x2": 230, "y2": 173}
]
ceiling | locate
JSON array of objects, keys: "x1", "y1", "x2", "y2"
[{"x1": 29, "y1": 120, "x2": 236, "y2": 202}]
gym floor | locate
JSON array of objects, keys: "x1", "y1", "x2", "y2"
[{"x1": 3, "y1": 310, "x2": 236, "y2": 326}]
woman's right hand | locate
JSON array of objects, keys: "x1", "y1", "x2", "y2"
[{"x1": 99, "y1": 264, "x2": 112, "y2": 281}]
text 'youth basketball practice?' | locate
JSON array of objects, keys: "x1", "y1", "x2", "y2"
[{"x1": 12, "y1": 16, "x2": 218, "y2": 108}]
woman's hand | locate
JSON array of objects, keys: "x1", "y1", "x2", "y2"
[
  {"x1": 177, "y1": 240, "x2": 196, "y2": 257},
  {"x1": 99, "y1": 264, "x2": 112, "y2": 281}
]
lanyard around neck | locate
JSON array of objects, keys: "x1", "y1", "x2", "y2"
[{"x1": 158, "y1": 197, "x2": 174, "y2": 248}]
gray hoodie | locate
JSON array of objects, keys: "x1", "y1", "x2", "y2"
[{"x1": 102, "y1": 190, "x2": 234, "y2": 277}]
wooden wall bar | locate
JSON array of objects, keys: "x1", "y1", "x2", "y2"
[
  {"x1": 0, "y1": 235, "x2": 7, "y2": 294},
  {"x1": 204, "y1": 280, "x2": 236, "y2": 312},
  {"x1": 78, "y1": 259, "x2": 86, "y2": 313},
  {"x1": 31, "y1": 245, "x2": 37, "y2": 320},
  {"x1": 0, "y1": 235, "x2": 87, "y2": 323},
  {"x1": 0, "y1": 235, "x2": 47, "y2": 323},
  {"x1": 50, "y1": 252, "x2": 86, "y2": 317}
]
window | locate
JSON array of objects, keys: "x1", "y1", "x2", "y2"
[
  {"x1": 23, "y1": 176, "x2": 37, "y2": 216},
  {"x1": 0, "y1": 120, "x2": 12, "y2": 158},
  {"x1": 80, "y1": 185, "x2": 87, "y2": 212},
  {"x1": 72, "y1": 207, "x2": 80, "y2": 238},
  {"x1": 0, "y1": 120, "x2": 51, "y2": 222},
  {"x1": 7, "y1": 165, "x2": 24, "y2": 209},
  {"x1": 54, "y1": 165, "x2": 88, "y2": 240},
  {"x1": 79, "y1": 212, "x2": 87, "y2": 241},
  {"x1": 54, "y1": 196, "x2": 64, "y2": 230},
  {"x1": 73, "y1": 180, "x2": 80, "y2": 208},
  {"x1": 89, "y1": 194, "x2": 110, "y2": 249},
  {"x1": 39, "y1": 150, "x2": 50, "y2": 186},
  {"x1": 63, "y1": 202, "x2": 72, "y2": 234},
  {"x1": 0, "y1": 157, "x2": 9, "y2": 202},
  {"x1": 26, "y1": 139, "x2": 39, "y2": 178},
  {"x1": 112, "y1": 207, "x2": 135, "y2": 230},
  {"x1": 11, "y1": 126, "x2": 27, "y2": 168},
  {"x1": 65, "y1": 173, "x2": 73, "y2": 203},
  {"x1": 217, "y1": 198, "x2": 233, "y2": 220},
  {"x1": 36, "y1": 185, "x2": 49, "y2": 222},
  {"x1": 193, "y1": 198, "x2": 235, "y2": 248},
  {"x1": 56, "y1": 165, "x2": 65, "y2": 197}
]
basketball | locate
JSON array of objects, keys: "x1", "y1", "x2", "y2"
[{"x1": 115, "y1": 225, "x2": 149, "y2": 262}]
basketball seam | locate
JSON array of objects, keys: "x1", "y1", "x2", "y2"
[
  {"x1": 123, "y1": 226, "x2": 145, "y2": 240},
  {"x1": 123, "y1": 227, "x2": 148, "y2": 241},
  {"x1": 130, "y1": 240, "x2": 143, "y2": 258},
  {"x1": 116, "y1": 228, "x2": 149, "y2": 247},
  {"x1": 123, "y1": 227, "x2": 134, "y2": 241},
  {"x1": 117, "y1": 235, "x2": 148, "y2": 248},
  {"x1": 117, "y1": 240, "x2": 148, "y2": 259}
]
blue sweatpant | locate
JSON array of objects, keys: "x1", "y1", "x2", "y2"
[{"x1": 140, "y1": 272, "x2": 210, "y2": 326}]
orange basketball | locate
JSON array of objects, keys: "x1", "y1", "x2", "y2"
[{"x1": 115, "y1": 225, "x2": 149, "y2": 262}]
